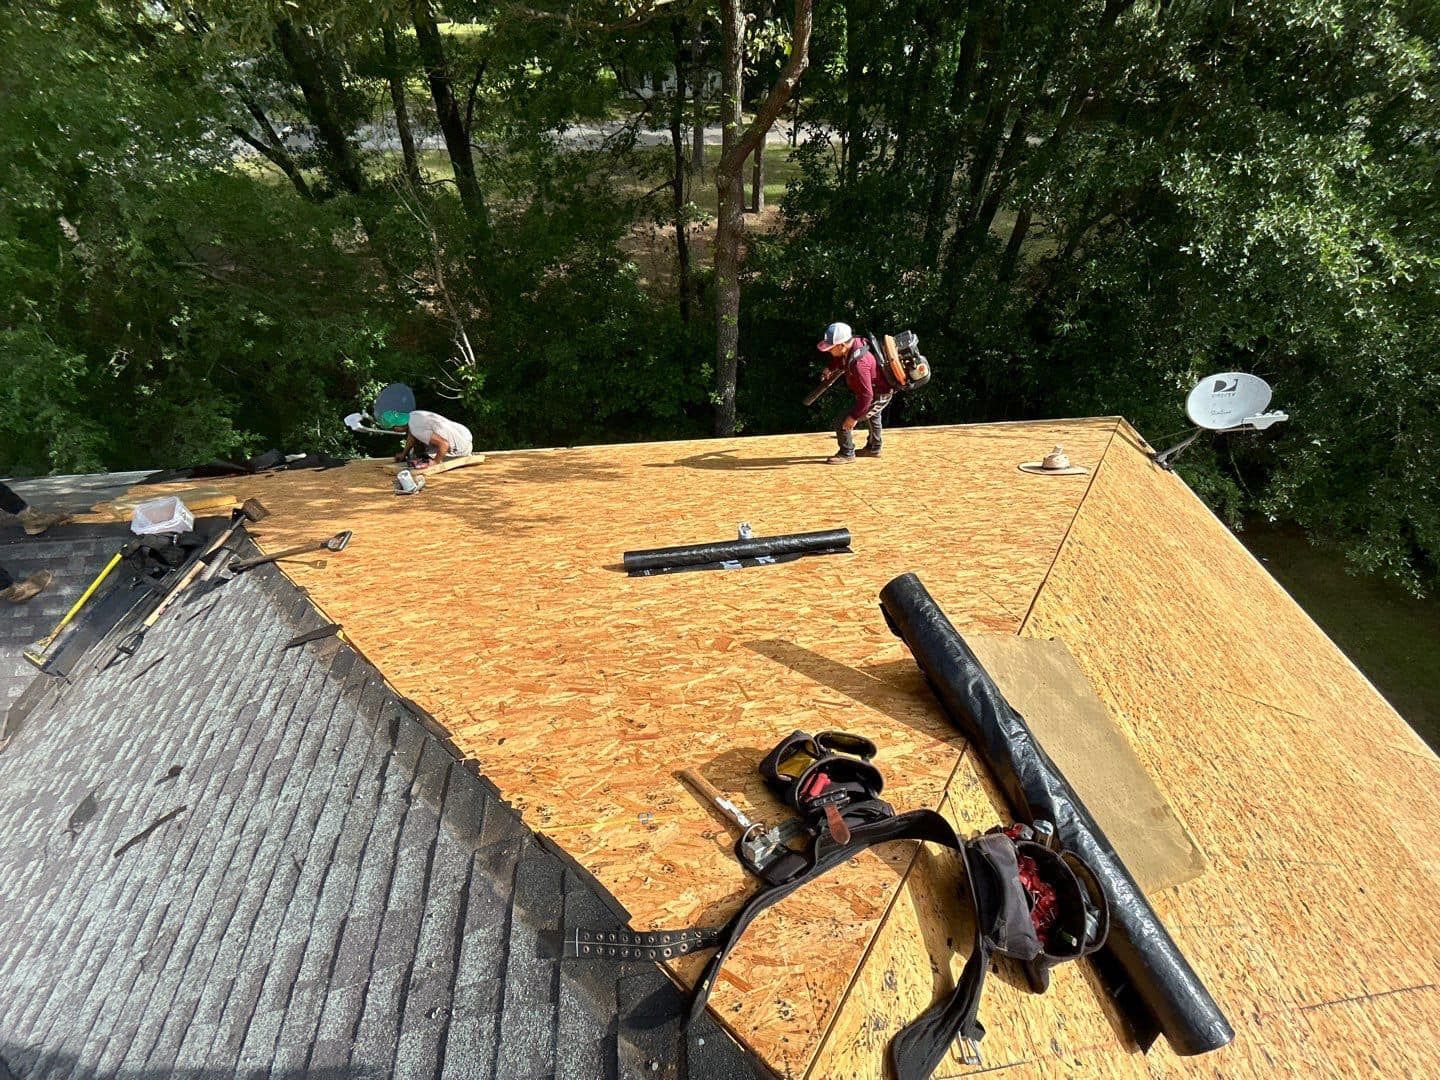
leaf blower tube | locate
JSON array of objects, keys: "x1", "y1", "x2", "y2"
[
  {"x1": 623, "y1": 528, "x2": 851, "y2": 575},
  {"x1": 878, "y1": 572, "x2": 1234, "y2": 1057}
]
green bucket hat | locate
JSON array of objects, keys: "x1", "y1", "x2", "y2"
[{"x1": 379, "y1": 410, "x2": 411, "y2": 428}]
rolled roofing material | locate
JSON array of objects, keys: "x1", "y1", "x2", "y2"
[
  {"x1": 878, "y1": 571, "x2": 1234, "y2": 1058},
  {"x1": 622, "y1": 528, "x2": 851, "y2": 576}
]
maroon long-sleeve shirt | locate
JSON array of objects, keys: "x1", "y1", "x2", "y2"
[{"x1": 826, "y1": 338, "x2": 888, "y2": 420}]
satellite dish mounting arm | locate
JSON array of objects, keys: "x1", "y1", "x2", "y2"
[
  {"x1": 1152, "y1": 372, "x2": 1289, "y2": 470},
  {"x1": 1152, "y1": 429, "x2": 1204, "y2": 470}
]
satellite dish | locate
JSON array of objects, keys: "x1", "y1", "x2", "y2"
[
  {"x1": 1153, "y1": 372, "x2": 1289, "y2": 469},
  {"x1": 373, "y1": 382, "x2": 416, "y2": 419},
  {"x1": 344, "y1": 385, "x2": 416, "y2": 439},
  {"x1": 1185, "y1": 373, "x2": 1273, "y2": 430}
]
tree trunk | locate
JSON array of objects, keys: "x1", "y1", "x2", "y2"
[
  {"x1": 411, "y1": 0, "x2": 488, "y2": 232},
  {"x1": 714, "y1": 0, "x2": 746, "y2": 436},
  {"x1": 691, "y1": 26, "x2": 706, "y2": 180},
  {"x1": 890, "y1": 23, "x2": 939, "y2": 175},
  {"x1": 997, "y1": 204, "x2": 1032, "y2": 284},
  {"x1": 842, "y1": 0, "x2": 863, "y2": 187},
  {"x1": 713, "y1": 0, "x2": 814, "y2": 435},
  {"x1": 670, "y1": 19, "x2": 692, "y2": 323},
  {"x1": 382, "y1": 22, "x2": 420, "y2": 183},
  {"x1": 272, "y1": 18, "x2": 366, "y2": 194},
  {"x1": 230, "y1": 126, "x2": 313, "y2": 200},
  {"x1": 750, "y1": 139, "x2": 765, "y2": 213},
  {"x1": 232, "y1": 91, "x2": 313, "y2": 200},
  {"x1": 920, "y1": 10, "x2": 984, "y2": 261}
]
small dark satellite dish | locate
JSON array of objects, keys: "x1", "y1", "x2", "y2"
[{"x1": 1153, "y1": 372, "x2": 1289, "y2": 469}]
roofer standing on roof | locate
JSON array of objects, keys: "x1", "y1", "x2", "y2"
[
  {"x1": 383, "y1": 408, "x2": 474, "y2": 469},
  {"x1": 2, "y1": 480, "x2": 63, "y2": 603},
  {"x1": 818, "y1": 322, "x2": 893, "y2": 465}
]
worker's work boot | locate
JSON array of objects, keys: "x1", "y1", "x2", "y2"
[
  {"x1": 2, "y1": 570, "x2": 52, "y2": 604},
  {"x1": 825, "y1": 452, "x2": 856, "y2": 465},
  {"x1": 856, "y1": 443, "x2": 882, "y2": 458},
  {"x1": 18, "y1": 507, "x2": 71, "y2": 536}
]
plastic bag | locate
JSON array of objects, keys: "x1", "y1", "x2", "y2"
[{"x1": 130, "y1": 496, "x2": 195, "y2": 536}]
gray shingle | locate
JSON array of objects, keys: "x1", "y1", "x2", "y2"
[
  {"x1": 0, "y1": 534, "x2": 769, "y2": 1080},
  {"x1": 557, "y1": 876, "x2": 622, "y2": 1080},
  {"x1": 618, "y1": 968, "x2": 686, "y2": 1080}
]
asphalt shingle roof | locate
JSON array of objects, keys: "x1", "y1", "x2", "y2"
[
  {"x1": 0, "y1": 534, "x2": 766, "y2": 1080},
  {"x1": 1, "y1": 523, "x2": 140, "y2": 714}
]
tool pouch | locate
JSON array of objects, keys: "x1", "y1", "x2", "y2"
[
  {"x1": 756, "y1": 730, "x2": 891, "y2": 874},
  {"x1": 889, "y1": 824, "x2": 1109, "y2": 1077},
  {"x1": 759, "y1": 730, "x2": 884, "y2": 811}
]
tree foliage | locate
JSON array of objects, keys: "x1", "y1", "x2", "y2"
[
  {"x1": 745, "y1": 0, "x2": 1440, "y2": 590},
  {"x1": 0, "y1": 0, "x2": 705, "y2": 475},
  {"x1": 2, "y1": 0, "x2": 1437, "y2": 590}
]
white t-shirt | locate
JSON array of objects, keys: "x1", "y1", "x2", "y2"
[{"x1": 407, "y1": 410, "x2": 473, "y2": 457}]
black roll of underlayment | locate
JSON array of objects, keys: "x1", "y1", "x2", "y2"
[
  {"x1": 878, "y1": 572, "x2": 1234, "y2": 1058},
  {"x1": 623, "y1": 528, "x2": 851, "y2": 576}
]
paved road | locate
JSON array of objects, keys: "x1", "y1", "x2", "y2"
[{"x1": 233, "y1": 119, "x2": 813, "y2": 159}]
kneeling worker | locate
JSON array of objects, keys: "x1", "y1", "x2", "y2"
[
  {"x1": 818, "y1": 322, "x2": 892, "y2": 464},
  {"x1": 383, "y1": 408, "x2": 474, "y2": 469}
]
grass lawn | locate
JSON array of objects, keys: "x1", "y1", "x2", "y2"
[
  {"x1": 686, "y1": 142, "x2": 805, "y2": 215},
  {"x1": 1238, "y1": 521, "x2": 1440, "y2": 750}
]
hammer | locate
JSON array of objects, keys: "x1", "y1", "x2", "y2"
[
  {"x1": 116, "y1": 498, "x2": 269, "y2": 657},
  {"x1": 679, "y1": 770, "x2": 805, "y2": 874},
  {"x1": 226, "y1": 530, "x2": 352, "y2": 574}
]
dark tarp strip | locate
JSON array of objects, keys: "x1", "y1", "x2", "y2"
[
  {"x1": 623, "y1": 528, "x2": 851, "y2": 575},
  {"x1": 878, "y1": 572, "x2": 1234, "y2": 1057},
  {"x1": 626, "y1": 550, "x2": 844, "y2": 577}
]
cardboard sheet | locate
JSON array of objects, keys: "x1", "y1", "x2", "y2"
[{"x1": 970, "y1": 633, "x2": 1206, "y2": 893}]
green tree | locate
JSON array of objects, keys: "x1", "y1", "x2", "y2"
[{"x1": 749, "y1": 0, "x2": 1440, "y2": 590}]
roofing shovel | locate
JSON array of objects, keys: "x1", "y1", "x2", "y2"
[
  {"x1": 226, "y1": 530, "x2": 351, "y2": 574},
  {"x1": 115, "y1": 498, "x2": 269, "y2": 658}
]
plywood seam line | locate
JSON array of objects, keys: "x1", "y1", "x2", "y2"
[
  {"x1": 801, "y1": 752, "x2": 974, "y2": 1080},
  {"x1": 1109, "y1": 419, "x2": 1417, "y2": 737},
  {"x1": 1018, "y1": 418, "x2": 1122, "y2": 636},
  {"x1": 1218, "y1": 687, "x2": 1326, "y2": 727},
  {"x1": 1386, "y1": 742, "x2": 1440, "y2": 766},
  {"x1": 1291, "y1": 982, "x2": 1438, "y2": 1015}
]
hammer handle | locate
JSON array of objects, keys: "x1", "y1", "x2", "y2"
[
  {"x1": 147, "y1": 515, "x2": 248, "y2": 625},
  {"x1": 229, "y1": 540, "x2": 319, "y2": 573},
  {"x1": 679, "y1": 769, "x2": 727, "y2": 808},
  {"x1": 679, "y1": 770, "x2": 756, "y2": 832}
]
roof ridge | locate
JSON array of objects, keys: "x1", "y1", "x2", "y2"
[{"x1": 1017, "y1": 417, "x2": 1123, "y2": 635}]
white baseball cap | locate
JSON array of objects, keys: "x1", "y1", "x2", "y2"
[{"x1": 817, "y1": 322, "x2": 853, "y2": 350}]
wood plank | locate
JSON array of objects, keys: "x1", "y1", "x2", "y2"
[
  {"x1": 383, "y1": 454, "x2": 486, "y2": 475},
  {"x1": 93, "y1": 485, "x2": 234, "y2": 521}
]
